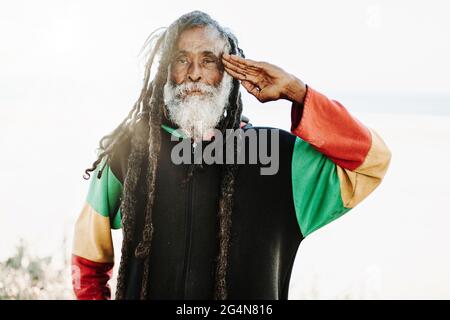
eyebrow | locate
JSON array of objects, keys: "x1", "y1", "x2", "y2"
[{"x1": 176, "y1": 50, "x2": 220, "y2": 58}]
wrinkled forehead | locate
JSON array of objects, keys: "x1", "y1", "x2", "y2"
[{"x1": 176, "y1": 25, "x2": 229, "y2": 56}]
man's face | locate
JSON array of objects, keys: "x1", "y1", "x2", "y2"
[
  {"x1": 164, "y1": 25, "x2": 232, "y2": 141},
  {"x1": 170, "y1": 26, "x2": 225, "y2": 89}
]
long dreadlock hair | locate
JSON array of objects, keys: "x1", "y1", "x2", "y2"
[{"x1": 84, "y1": 11, "x2": 244, "y2": 300}]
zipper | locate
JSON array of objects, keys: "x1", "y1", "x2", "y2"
[{"x1": 181, "y1": 143, "x2": 196, "y2": 298}]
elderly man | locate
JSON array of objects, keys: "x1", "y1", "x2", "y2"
[{"x1": 72, "y1": 11, "x2": 391, "y2": 300}]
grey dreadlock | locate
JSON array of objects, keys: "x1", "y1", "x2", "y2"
[{"x1": 84, "y1": 11, "x2": 244, "y2": 300}]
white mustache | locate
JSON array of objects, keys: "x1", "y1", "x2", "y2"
[
  {"x1": 173, "y1": 82, "x2": 217, "y2": 98},
  {"x1": 163, "y1": 71, "x2": 233, "y2": 140}
]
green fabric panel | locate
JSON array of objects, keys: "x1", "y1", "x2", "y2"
[
  {"x1": 111, "y1": 208, "x2": 122, "y2": 230},
  {"x1": 86, "y1": 158, "x2": 123, "y2": 229},
  {"x1": 161, "y1": 124, "x2": 186, "y2": 139},
  {"x1": 291, "y1": 137, "x2": 350, "y2": 237}
]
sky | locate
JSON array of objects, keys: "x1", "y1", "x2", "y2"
[
  {"x1": 1, "y1": 0, "x2": 450, "y2": 100},
  {"x1": 1, "y1": 0, "x2": 450, "y2": 299}
]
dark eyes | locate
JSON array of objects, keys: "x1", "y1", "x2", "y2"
[{"x1": 174, "y1": 57, "x2": 217, "y2": 65}]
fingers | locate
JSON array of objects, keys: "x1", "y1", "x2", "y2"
[
  {"x1": 241, "y1": 80, "x2": 262, "y2": 99},
  {"x1": 222, "y1": 56, "x2": 260, "y2": 77},
  {"x1": 221, "y1": 54, "x2": 266, "y2": 100},
  {"x1": 223, "y1": 63, "x2": 262, "y2": 86},
  {"x1": 223, "y1": 54, "x2": 262, "y2": 71},
  {"x1": 222, "y1": 59, "x2": 247, "y2": 77},
  {"x1": 223, "y1": 55, "x2": 260, "y2": 72},
  {"x1": 222, "y1": 58, "x2": 259, "y2": 77},
  {"x1": 223, "y1": 66, "x2": 247, "y2": 81}
]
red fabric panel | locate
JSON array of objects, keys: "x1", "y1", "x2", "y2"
[
  {"x1": 291, "y1": 87, "x2": 372, "y2": 170},
  {"x1": 72, "y1": 254, "x2": 114, "y2": 300}
]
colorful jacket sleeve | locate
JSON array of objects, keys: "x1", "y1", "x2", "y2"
[
  {"x1": 72, "y1": 158, "x2": 123, "y2": 299},
  {"x1": 290, "y1": 86, "x2": 391, "y2": 237}
]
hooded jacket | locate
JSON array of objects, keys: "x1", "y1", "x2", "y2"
[{"x1": 71, "y1": 86, "x2": 391, "y2": 299}]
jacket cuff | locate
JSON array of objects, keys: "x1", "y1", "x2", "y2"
[{"x1": 72, "y1": 254, "x2": 114, "y2": 300}]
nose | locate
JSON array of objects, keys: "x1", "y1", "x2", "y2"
[{"x1": 187, "y1": 62, "x2": 201, "y2": 82}]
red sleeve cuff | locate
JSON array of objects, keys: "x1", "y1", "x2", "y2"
[
  {"x1": 290, "y1": 86, "x2": 372, "y2": 170},
  {"x1": 72, "y1": 255, "x2": 114, "y2": 300}
]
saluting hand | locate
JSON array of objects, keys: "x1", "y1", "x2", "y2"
[{"x1": 222, "y1": 54, "x2": 307, "y2": 104}]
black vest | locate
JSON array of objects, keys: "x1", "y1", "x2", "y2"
[{"x1": 111, "y1": 121, "x2": 303, "y2": 299}]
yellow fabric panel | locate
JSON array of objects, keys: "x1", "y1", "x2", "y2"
[
  {"x1": 337, "y1": 128, "x2": 392, "y2": 208},
  {"x1": 72, "y1": 202, "x2": 114, "y2": 263}
]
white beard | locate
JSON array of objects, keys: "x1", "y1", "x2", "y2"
[{"x1": 163, "y1": 72, "x2": 233, "y2": 141}]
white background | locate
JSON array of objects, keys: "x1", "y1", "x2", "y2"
[{"x1": 1, "y1": 0, "x2": 450, "y2": 299}]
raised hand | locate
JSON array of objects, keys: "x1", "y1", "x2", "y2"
[{"x1": 222, "y1": 54, "x2": 306, "y2": 104}]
